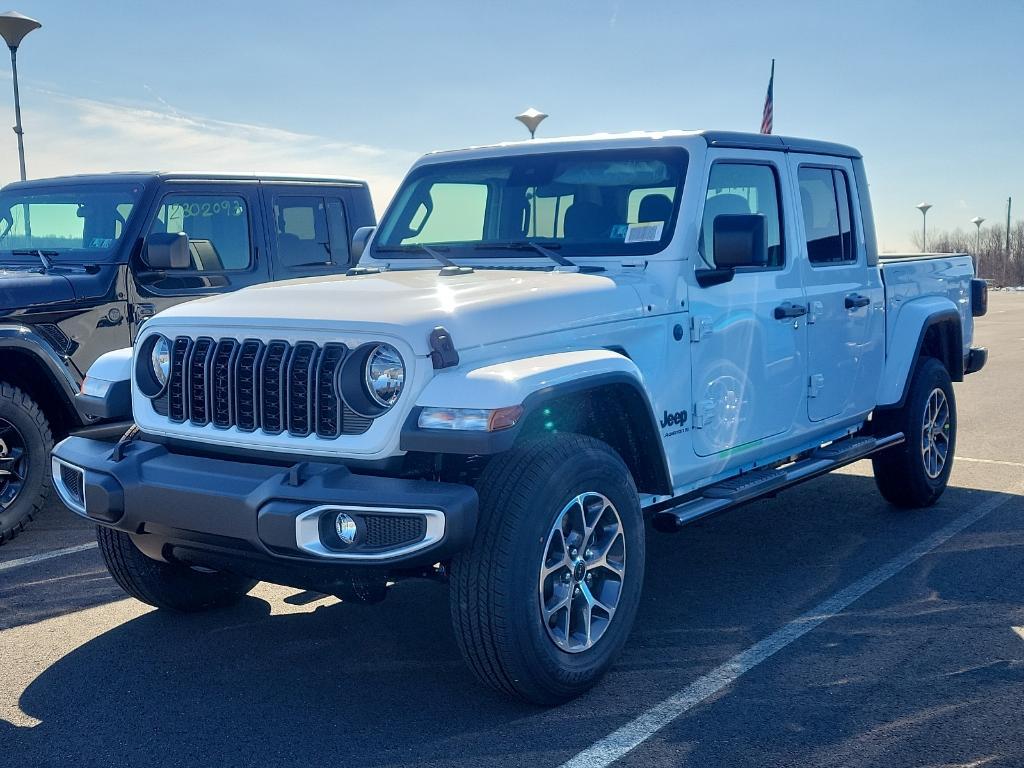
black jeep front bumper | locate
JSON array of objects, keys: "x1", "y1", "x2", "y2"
[{"x1": 51, "y1": 435, "x2": 478, "y2": 589}]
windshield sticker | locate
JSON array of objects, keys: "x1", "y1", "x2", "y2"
[
  {"x1": 624, "y1": 222, "x2": 664, "y2": 243},
  {"x1": 89, "y1": 237, "x2": 114, "y2": 248},
  {"x1": 610, "y1": 224, "x2": 629, "y2": 240}
]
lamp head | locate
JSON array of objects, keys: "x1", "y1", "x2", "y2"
[
  {"x1": 515, "y1": 108, "x2": 548, "y2": 138},
  {"x1": 0, "y1": 11, "x2": 41, "y2": 49},
  {"x1": 970, "y1": 216, "x2": 985, "y2": 227},
  {"x1": 916, "y1": 202, "x2": 932, "y2": 215}
]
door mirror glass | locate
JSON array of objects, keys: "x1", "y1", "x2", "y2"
[
  {"x1": 351, "y1": 225, "x2": 375, "y2": 261},
  {"x1": 143, "y1": 231, "x2": 190, "y2": 269},
  {"x1": 713, "y1": 213, "x2": 768, "y2": 268}
]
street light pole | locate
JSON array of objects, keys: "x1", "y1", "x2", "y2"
[
  {"x1": 0, "y1": 11, "x2": 42, "y2": 181},
  {"x1": 916, "y1": 202, "x2": 932, "y2": 252},
  {"x1": 970, "y1": 216, "x2": 985, "y2": 277}
]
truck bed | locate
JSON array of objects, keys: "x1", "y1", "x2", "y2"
[{"x1": 880, "y1": 252, "x2": 975, "y2": 363}]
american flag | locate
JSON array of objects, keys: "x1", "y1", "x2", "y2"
[{"x1": 760, "y1": 59, "x2": 775, "y2": 135}]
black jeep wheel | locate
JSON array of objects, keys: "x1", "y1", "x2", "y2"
[
  {"x1": 96, "y1": 526, "x2": 258, "y2": 612},
  {"x1": 450, "y1": 434, "x2": 645, "y2": 705},
  {"x1": 872, "y1": 356, "x2": 956, "y2": 508},
  {"x1": 0, "y1": 383, "x2": 53, "y2": 545}
]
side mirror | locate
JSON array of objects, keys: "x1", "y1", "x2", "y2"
[
  {"x1": 143, "y1": 232, "x2": 190, "y2": 269},
  {"x1": 351, "y1": 226, "x2": 376, "y2": 261},
  {"x1": 713, "y1": 213, "x2": 767, "y2": 269}
]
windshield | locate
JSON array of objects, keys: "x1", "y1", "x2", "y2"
[
  {"x1": 0, "y1": 182, "x2": 144, "y2": 260},
  {"x1": 375, "y1": 148, "x2": 688, "y2": 258}
]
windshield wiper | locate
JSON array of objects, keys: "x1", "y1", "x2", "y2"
[
  {"x1": 12, "y1": 249, "x2": 57, "y2": 271},
  {"x1": 473, "y1": 241, "x2": 578, "y2": 269},
  {"x1": 375, "y1": 244, "x2": 473, "y2": 275}
]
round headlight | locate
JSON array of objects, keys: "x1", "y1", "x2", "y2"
[
  {"x1": 364, "y1": 344, "x2": 404, "y2": 407},
  {"x1": 150, "y1": 335, "x2": 170, "y2": 388}
]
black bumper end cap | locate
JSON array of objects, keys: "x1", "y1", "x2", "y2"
[{"x1": 965, "y1": 347, "x2": 987, "y2": 375}]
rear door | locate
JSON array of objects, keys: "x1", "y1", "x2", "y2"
[
  {"x1": 788, "y1": 155, "x2": 884, "y2": 423},
  {"x1": 129, "y1": 182, "x2": 269, "y2": 338},
  {"x1": 260, "y1": 184, "x2": 354, "y2": 279},
  {"x1": 688, "y1": 151, "x2": 807, "y2": 457}
]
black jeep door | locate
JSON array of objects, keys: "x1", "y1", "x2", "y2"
[{"x1": 128, "y1": 183, "x2": 269, "y2": 338}]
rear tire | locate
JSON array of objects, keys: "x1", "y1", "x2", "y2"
[
  {"x1": 449, "y1": 434, "x2": 644, "y2": 705},
  {"x1": 0, "y1": 383, "x2": 53, "y2": 545},
  {"x1": 872, "y1": 357, "x2": 956, "y2": 508},
  {"x1": 96, "y1": 526, "x2": 258, "y2": 612}
]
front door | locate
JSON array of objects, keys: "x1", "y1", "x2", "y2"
[
  {"x1": 688, "y1": 153, "x2": 807, "y2": 457},
  {"x1": 789, "y1": 157, "x2": 884, "y2": 423},
  {"x1": 129, "y1": 184, "x2": 269, "y2": 338}
]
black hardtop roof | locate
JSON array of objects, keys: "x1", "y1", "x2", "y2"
[
  {"x1": 2, "y1": 171, "x2": 369, "y2": 190},
  {"x1": 698, "y1": 131, "x2": 862, "y2": 159}
]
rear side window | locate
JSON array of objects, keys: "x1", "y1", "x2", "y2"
[
  {"x1": 271, "y1": 195, "x2": 352, "y2": 268},
  {"x1": 149, "y1": 194, "x2": 251, "y2": 271},
  {"x1": 701, "y1": 163, "x2": 784, "y2": 268},
  {"x1": 798, "y1": 167, "x2": 856, "y2": 265}
]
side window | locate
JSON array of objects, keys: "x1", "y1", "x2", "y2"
[
  {"x1": 701, "y1": 163, "x2": 783, "y2": 268},
  {"x1": 149, "y1": 194, "x2": 251, "y2": 271},
  {"x1": 798, "y1": 167, "x2": 856, "y2": 265},
  {"x1": 272, "y1": 195, "x2": 333, "y2": 267}
]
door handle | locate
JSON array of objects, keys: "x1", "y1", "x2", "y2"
[
  {"x1": 845, "y1": 293, "x2": 871, "y2": 310},
  {"x1": 774, "y1": 302, "x2": 809, "y2": 320}
]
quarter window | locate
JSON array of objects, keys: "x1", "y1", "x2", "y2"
[
  {"x1": 149, "y1": 194, "x2": 251, "y2": 271},
  {"x1": 798, "y1": 167, "x2": 856, "y2": 265},
  {"x1": 701, "y1": 163, "x2": 783, "y2": 268}
]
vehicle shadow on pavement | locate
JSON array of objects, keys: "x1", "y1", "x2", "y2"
[{"x1": 5, "y1": 473, "x2": 1022, "y2": 768}]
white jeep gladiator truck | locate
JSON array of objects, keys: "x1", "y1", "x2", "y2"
[{"x1": 52, "y1": 130, "x2": 988, "y2": 704}]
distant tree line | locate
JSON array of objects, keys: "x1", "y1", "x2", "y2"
[{"x1": 910, "y1": 221, "x2": 1024, "y2": 286}]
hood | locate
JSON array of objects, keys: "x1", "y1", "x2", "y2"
[
  {"x1": 0, "y1": 266, "x2": 74, "y2": 312},
  {"x1": 155, "y1": 268, "x2": 645, "y2": 354}
]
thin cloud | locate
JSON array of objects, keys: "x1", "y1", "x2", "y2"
[{"x1": 0, "y1": 88, "x2": 416, "y2": 214}]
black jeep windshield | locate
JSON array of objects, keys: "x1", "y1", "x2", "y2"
[
  {"x1": 0, "y1": 182, "x2": 143, "y2": 260},
  {"x1": 375, "y1": 148, "x2": 688, "y2": 258}
]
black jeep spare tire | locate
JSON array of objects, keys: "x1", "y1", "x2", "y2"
[
  {"x1": 0, "y1": 383, "x2": 53, "y2": 544},
  {"x1": 450, "y1": 433, "x2": 645, "y2": 704}
]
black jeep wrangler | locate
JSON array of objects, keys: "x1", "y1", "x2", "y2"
[{"x1": 0, "y1": 171, "x2": 374, "y2": 542}]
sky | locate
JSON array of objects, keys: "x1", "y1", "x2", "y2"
[{"x1": 0, "y1": 0, "x2": 1021, "y2": 251}]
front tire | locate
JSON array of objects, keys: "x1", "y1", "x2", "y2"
[
  {"x1": 872, "y1": 356, "x2": 956, "y2": 508},
  {"x1": 0, "y1": 383, "x2": 53, "y2": 545},
  {"x1": 96, "y1": 526, "x2": 258, "y2": 612},
  {"x1": 450, "y1": 434, "x2": 645, "y2": 704}
]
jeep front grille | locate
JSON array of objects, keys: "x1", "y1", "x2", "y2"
[{"x1": 153, "y1": 337, "x2": 373, "y2": 437}]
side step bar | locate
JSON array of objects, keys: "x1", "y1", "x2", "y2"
[{"x1": 652, "y1": 432, "x2": 904, "y2": 533}]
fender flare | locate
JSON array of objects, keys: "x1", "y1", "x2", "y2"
[
  {"x1": 400, "y1": 350, "x2": 672, "y2": 494},
  {"x1": 0, "y1": 323, "x2": 83, "y2": 417},
  {"x1": 876, "y1": 299, "x2": 963, "y2": 408}
]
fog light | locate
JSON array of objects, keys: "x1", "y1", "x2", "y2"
[{"x1": 335, "y1": 512, "x2": 358, "y2": 545}]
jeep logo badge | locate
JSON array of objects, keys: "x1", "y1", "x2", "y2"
[{"x1": 660, "y1": 409, "x2": 688, "y2": 428}]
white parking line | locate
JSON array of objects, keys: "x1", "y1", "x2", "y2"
[
  {"x1": 955, "y1": 455, "x2": 1024, "y2": 468},
  {"x1": 559, "y1": 491, "x2": 1017, "y2": 768},
  {"x1": 0, "y1": 541, "x2": 98, "y2": 573}
]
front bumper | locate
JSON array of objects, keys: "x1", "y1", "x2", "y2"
[
  {"x1": 965, "y1": 346, "x2": 987, "y2": 375},
  {"x1": 51, "y1": 436, "x2": 478, "y2": 582}
]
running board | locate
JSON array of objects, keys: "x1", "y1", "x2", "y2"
[{"x1": 652, "y1": 432, "x2": 905, "y2": 533}]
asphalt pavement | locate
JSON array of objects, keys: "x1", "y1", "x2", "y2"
[{"x1": 1, "y1": 293, "x2": 1021, "y2": 768}]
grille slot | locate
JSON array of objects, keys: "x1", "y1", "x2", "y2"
[
  {"x1": 158, "y1": 336, "x2": 374, "y2": 438},
  {"x1": 362, "y1": 514, "x2": 427, "y2": 550},
  {"x1": 59, "y1": 463, "x2": 85, "y2": 506},
  {"x1": 188, "y1": 338, "x2": 215, "y2": 426}
]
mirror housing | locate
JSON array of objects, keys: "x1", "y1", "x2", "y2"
[
  {"x1": 143, "y1": 232, "x2": 190, "y2": 270},
  {"x1": 351, "y1": 225, "x2": 376, "y2": 261},
  {"x1": 713, "y1": 213, "x2": 768, "y2": 269}
]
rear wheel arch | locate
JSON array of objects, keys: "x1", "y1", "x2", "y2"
[{"x1": 882, "y1": 311, "x2": 963, "y2": 411}]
